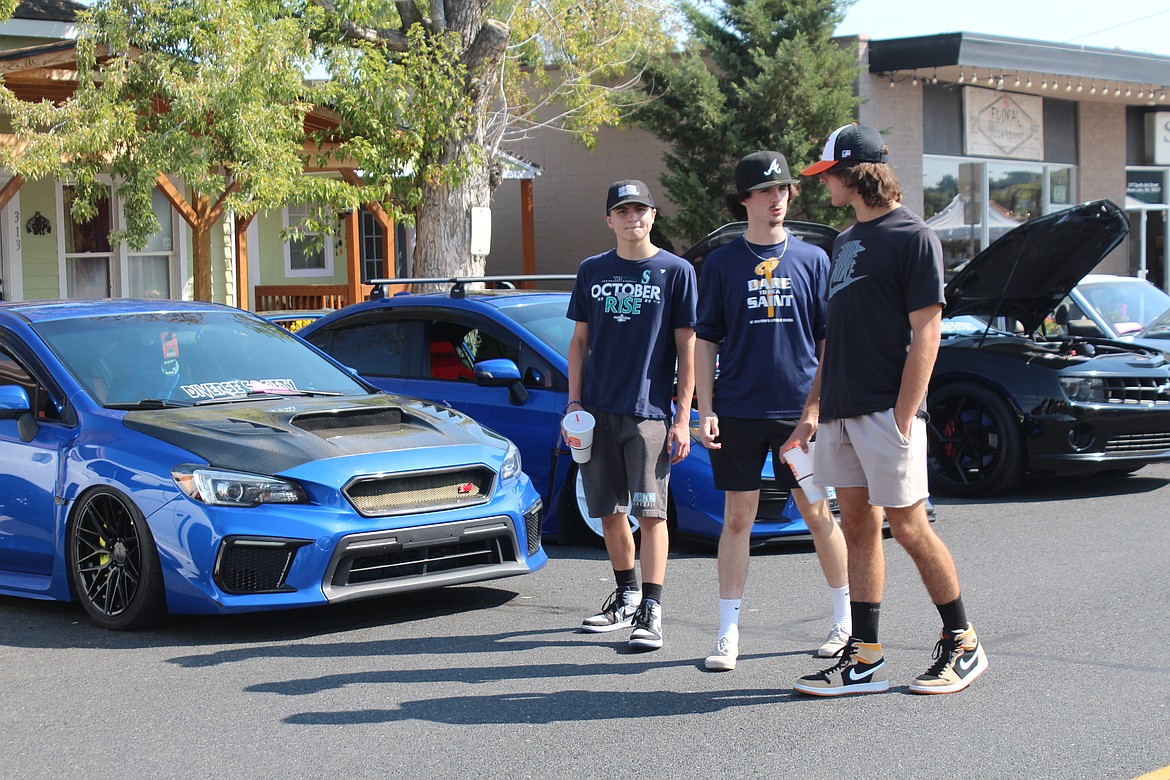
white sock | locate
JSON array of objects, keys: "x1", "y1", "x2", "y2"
[
  {"x1": 718, "y1": 598, "x2": 742, "y2": 637},
  {"x1": 830, "y1": 585, "x2": 851, "y2": 630}
]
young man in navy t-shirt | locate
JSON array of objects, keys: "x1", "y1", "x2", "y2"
[
  {"x1": 566, "y1": 179, "x2": 697, "y2": 651},
  {"x1": 790, "y1": 124, "x2": 988, "y2": 696},
  {"x1": 695, "y1": 151, "x2": 851, "y2": 671}
]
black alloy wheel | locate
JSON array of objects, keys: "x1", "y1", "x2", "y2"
[
  {"x1": 926, "y1": 382, "x2": 1026, "y2": 497},
  {"x1": 68, "y1": 488, "x2": 167, "y2": 630}
]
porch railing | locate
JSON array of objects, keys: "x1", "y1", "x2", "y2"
[{"x1": 254, "y1": 284, "x2": 374, "y2": 312}]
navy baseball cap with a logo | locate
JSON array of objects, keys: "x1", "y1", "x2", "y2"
[
  {"x1": 801, "y1": 124, "x2": 889, "y2": 176},
  {"x1": 606, "y1": 180, "x2": 655, "y2": 212},
  {"x1": 735, "y1": 151, "x2": 798, "y2": 191}
]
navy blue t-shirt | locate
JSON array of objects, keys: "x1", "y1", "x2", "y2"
[
  {"x1": 567, "y1": 248, "x2": 697, "y2": 419},
  {"x1": 820, "y1": 207, "x2": 945, "y2": 420},
  {"x1": 695, "y1": 234, "x2": 828, "y2": 418}
]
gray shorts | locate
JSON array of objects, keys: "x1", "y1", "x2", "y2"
[
  {"x1": 579, "y1": 410, "x2": 671, "y2": 519},
  {"x1": 813, "y1": 408, "x2": 930, "y2": 508}
]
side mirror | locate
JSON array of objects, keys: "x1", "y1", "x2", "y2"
[
  {"x1": 0, "y1": 385, "x2": 37, "y2": 442},
  {"x1": 0, "y1": 385, "x2": 31, "y2": 417},
  {"x1": 473, "y1": 359, "x2": 529, "y2": 405}
]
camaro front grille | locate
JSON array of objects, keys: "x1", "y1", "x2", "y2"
[
  {"x1": 1104, "y1": 431, "x2": 1170, "y2": 453},
  {"x1": 344, "y1": 467, "x2": 495, "y2": 517},
  {"x1": 1100, "y1": 377, "x2": 1170, "y2": 405}
]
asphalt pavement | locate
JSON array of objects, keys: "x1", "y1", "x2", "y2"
[{"x1": 2, "y1": 465, "x2": 1169, "y2": 779}]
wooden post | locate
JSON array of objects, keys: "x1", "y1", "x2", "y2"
[
  {"x1": 345, "y1": 209, "x2": 361, "y2": 305},
  {"x1": 521, "y1": 178, "x2": 536, "y2": 288}
]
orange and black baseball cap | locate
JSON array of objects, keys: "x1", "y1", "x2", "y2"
[{"x1": 801, "y1": 124, "x2": 888, "y2": 176}]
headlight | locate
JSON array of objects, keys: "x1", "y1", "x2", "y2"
[
  {"x1": 1059, "y1": 376, "x2": 1108, "y2": 403},
  {"x1": 500, "y1": 440, "x2": 522, "y2": 480},
  {"x1": 172, "y1": 466, "x2": 309, "y2": 506}
]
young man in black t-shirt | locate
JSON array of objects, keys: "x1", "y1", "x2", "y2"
[
  {"x1": 566, "y1": 179, "x2": 697, "y2": 651},
  {"x1": 789, "y1": 124, "x2": 988, "y2": 696}
]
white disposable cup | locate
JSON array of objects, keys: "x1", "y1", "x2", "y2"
[
  {"x1": 781, "y1": 442, "x2": 829, "y2": 504},
  {"x1": 563, "y1": 410, "x2": 596, "y2": 464}
]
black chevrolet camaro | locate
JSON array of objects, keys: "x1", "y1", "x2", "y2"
[{"x1": 683, "y1": 199, "x2": 1170, "y2": 497}]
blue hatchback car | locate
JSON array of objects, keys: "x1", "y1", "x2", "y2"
[
  {"x1": 298, "y1": 279, "x2": 814, "y2": 545},
  {"x1": 0, "y1": 299, "x2": 545, "y2": 629}
]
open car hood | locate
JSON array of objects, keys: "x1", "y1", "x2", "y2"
[{"x1": 943, "y1": 199, "x2": 1130, "y2": 334}]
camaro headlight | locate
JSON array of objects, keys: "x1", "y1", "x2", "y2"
[
  {"x1": 500, "y1": 440, "x2": 522, "y2": 480},
  {"x1": 1059, "y1": 376, "x2": 1108, "y2": 403},
  {"x1": 172, "y1": 466, "x2": 309, "y2": 506}
]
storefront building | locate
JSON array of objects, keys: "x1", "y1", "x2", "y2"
[{"x1": 489, "y1": 32, "x2": 1170, "y2": 290}]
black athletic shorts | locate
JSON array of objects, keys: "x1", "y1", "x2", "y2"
[{"x1": 708, "y1": 417, "x2": 801, "y2": 492}]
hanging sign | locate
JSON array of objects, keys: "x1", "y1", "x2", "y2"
[{"x1": 964, "y1": 86, "x2": 1044, "y2": 160}]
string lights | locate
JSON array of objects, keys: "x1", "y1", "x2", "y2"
[{"x1": 877, "y1": 67, "x2": 1168, "y2": 103}]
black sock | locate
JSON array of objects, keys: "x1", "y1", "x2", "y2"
[
  {"x1": 851, "y1": 601, "x2": 881, "y2": 643},
  {"x1": 614, "y1": 568, "x2": 638, "y2": 593},
  {"x1": 641, "y1": 582, "x2": 663, "y2": 604},
  {"x1": 937, "y1": 596, "x2": 968, "y2": 634}
]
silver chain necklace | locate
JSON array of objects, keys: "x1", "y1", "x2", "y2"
[{"x1": 741, "y1": 233, "x2": 789, "y2": 265}]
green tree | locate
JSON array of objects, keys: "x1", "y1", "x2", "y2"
[
  {"x1": 636, "y1": 0, "x2": 860, "y2": 245},
  {"x1": 0, "y1": 0, "x2": 676, "y2": 299}
]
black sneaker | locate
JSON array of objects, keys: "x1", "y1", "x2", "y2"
[
  {"x1": 580, "y1": 588, "x2": 640, "y2": 633},
  {"x1": 628, "y1": 599, "x2": 663, "y2": 650}
]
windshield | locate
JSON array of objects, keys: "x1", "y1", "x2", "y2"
[
  {"x1": 1076, "y1": 280, "x2": 1170, "y2": 336},
  {"x1": 497, "y1": 299, "x2": 572, "y2": 358},
  {"x1": 35, "y1": 310, "x2": 369, "y2": 407}
]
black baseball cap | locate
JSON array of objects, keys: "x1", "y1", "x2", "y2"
[
  {"x1": 735, "y1": 151, "x2": 798, "y2": 191},
  {"x1": 801, "y1": 123, "x2": 889, "y2": 176},
  {"x1": 606, "y1": 180, "x2": 655, "y2": 212}
]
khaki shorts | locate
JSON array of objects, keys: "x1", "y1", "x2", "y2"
[
  {"x1": 813, "y1": 409, "x2": 930, "y2": 508},
  {"x1": 580, "y1": 410, "x2": 671, "y2": 519}
]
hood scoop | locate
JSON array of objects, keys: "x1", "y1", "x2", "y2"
[{"x1": 292, "y1": 407, "x2": 405, "y2": 439}]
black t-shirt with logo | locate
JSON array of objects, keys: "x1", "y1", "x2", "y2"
[
  {"x1": 567, "y1": 248, "x2": 697, "y2": 419},
  {"x1": 820, "y1": 207, "x2": 945, "y2": 421}
]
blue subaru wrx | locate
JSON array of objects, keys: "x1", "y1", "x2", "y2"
[
  {"x1": 0, "y1": 300, "x2": 545, "y2": 629},
  {"x1": 297, "y1": 279, "x2": 814, "y2": 545}
]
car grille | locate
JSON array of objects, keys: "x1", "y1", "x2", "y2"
[
  {"x1": 523, "y1": 500, "x2": 543, "y2": 556},
  {"x1": 1104, "y1": 431, "x2": 1170, "y2": 453},
  {"x1": 344, "y1": 466, "x2": 495, "y2": 517},
  {"x1": 1100, "y1": 377, "x2": 1170, "y2": 405},
  {"x1": 215, "y1": 537, "x2": 309, "y2": 594},
  {"x1": 322, "y1": 517, "x2": 529, "y2": 601}
]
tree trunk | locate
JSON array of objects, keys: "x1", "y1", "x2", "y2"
[
  {"x1": 412, "y1": 145, "x2": 492, "y2": 281},
  {"x1": 411, "y1": 14, "x2": 507, "y2": 283},
  {"x1": 192, "y1": 192, "x2": 213, "y2": 302}
]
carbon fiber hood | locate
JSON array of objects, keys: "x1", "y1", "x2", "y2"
[{"x1": 121, "y1": 394, "x2": 491, "y2": 475}]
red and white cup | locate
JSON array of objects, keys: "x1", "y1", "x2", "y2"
[
  {"x1": 563, "y1": 410, "x2": 595, "y2": 463},
  {"x1": 781, "y1": 441, "x2": 829, "y2": 504}
]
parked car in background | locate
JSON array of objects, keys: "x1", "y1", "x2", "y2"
[
  {"x1": 679, "y1": 199, "x2": 1170, "y2": 497},
  {"x1": 934, "y1": 199, "x2": 1170, "y2": 495},
  {"x1": 298, "y1": 279, "x2": 815, "y2": 545},
  {"x1": 1045, "y1": 274, "x2": 1170, "y2": 356},
  {"x1": 0, "y1": 300, "x2": 545, "y2": 629}
]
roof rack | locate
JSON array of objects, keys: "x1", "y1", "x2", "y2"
[{"x1": 367, "y1": 274, "x2": 577, "y2": 299}]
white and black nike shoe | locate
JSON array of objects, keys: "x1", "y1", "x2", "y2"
[
  {"x1": 580, "y1": 588, "x2": 641, "y2": 633},
  {"x1": 793, "y1": 637, "x2": 889, "y2": 696},
  {"x1": 628, "y1": 599, "x2": 663, "y2": 650}
]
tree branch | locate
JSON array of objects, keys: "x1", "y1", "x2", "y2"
[{"x1": 310, "y1": 0, "x2": 411, "y2": 50}]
